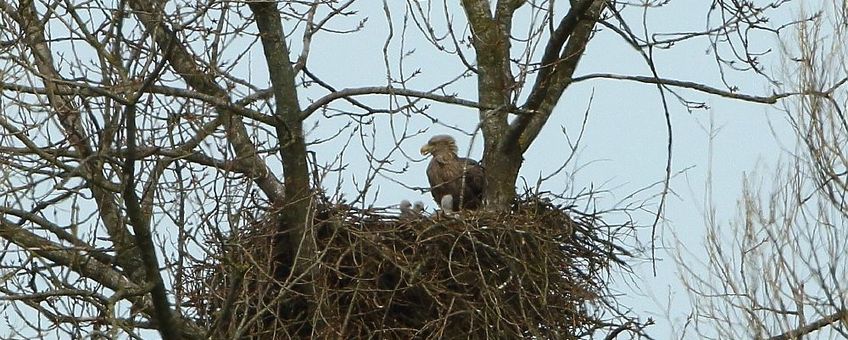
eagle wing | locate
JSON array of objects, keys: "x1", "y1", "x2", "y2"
[
  {"x1": 426, "y1": 157, "x2": 485, "y2": 211},
  {"x1": 426, "y1": 160, "x2": 450, "y2": 208},
  {"x1": 458, "y1": 157, "x2": 485, "y2": 210}
]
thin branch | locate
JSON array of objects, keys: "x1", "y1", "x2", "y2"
[
  {"x1": 767, "y1": 309, "x2": 848, "y2": 340},
  {"x1": 571, "y1": 73, "x2": 794, "y2": 104},
  {"x1": 121, "y1": 47, "x2": 183, "y2": 340},
  {"x1": 0, "y1": 81, "x2": 278, "y2": 126},
  {"x1": 301, "y1": 86, "x2": 532, "y2": 119}
]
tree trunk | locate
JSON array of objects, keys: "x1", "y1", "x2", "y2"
[
  {"x1": 462, "y1": 0, "x2": 520, "y2": 211},
  {"x1": 249, "y1": 3, "x2": 315, "y2": 335},
  {"x1": 466, "y1": 0, "x2": 605, "y2": 210},
  {"x1": 482, "y1": 142, "x2": 523, "y2": 210}
]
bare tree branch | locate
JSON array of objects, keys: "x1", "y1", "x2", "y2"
[
  {"x1": 301, "y1": 86, "x2": 532, "y2": 119},
  {"x1": 126, "y1": 0, "x2": 284, "y2": 203},
  {"x1": 511, "y1": 0, "x2": 606, "y2": 152},
  {"x1": 572, "y1": 73, "x2": 793, "y2": 104},
  {"x1": 767, "y1": 309, "x2": 848, "y2": 340},
  {"x1": 9, "y1": 0, "x2": 143, "y2": 277}
]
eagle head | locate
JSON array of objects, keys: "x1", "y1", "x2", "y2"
[{"x1": 420, "y1": 134, "x2": 458, "y2": 157}]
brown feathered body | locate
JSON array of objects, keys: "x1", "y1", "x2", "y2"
[{"x1": 420, "y1": 135, "x2": 485, "y2": 211}]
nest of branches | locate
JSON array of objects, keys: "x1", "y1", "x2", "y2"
[{"x1": 189, "y1": 192, "x2": 634, "y2": 339}]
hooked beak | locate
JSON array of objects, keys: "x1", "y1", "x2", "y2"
[{"x1": 420, "y1": 144, "x2": 432, "y2": 156}]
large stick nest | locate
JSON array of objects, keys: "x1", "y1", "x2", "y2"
[{"x1": 188, "y1": 192, "x2": 634, "y2": 339}]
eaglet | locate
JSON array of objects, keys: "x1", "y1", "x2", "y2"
[
  {"x1": 399, "y1": 199, "x2": 425, "y2": 219},
  {"x1": 419, "y1": 135, "x2": 485, "y2": 213}
]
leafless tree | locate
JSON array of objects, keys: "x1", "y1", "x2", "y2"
[
  {"x1": 676, "y1": 2, "x2": 848, "y2": 339},
  {"x1": 0, "y1": 0, "x2": 807, "y2": 338}
]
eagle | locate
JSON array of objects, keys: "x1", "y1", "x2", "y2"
[{"x1": 419, "y1": 135, "x2": 485, "y2": 212}]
